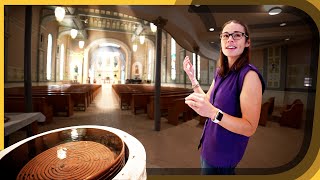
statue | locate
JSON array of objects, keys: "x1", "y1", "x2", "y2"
[
  {"x1": 74, "y1": 65, "x2": 78, "y2": 73},
  {"x1": 135, "y1": 65, "x2": 139, "y2": 75}
]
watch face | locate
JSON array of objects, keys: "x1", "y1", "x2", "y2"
[{"x1": 216, "y1": 112, "x2": 223, "y2": 121}]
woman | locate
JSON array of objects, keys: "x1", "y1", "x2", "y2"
[{"x1": 184, "y1": 20, "x2": 265, "y2": 175}]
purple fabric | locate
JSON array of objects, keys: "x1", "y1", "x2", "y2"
[{"x1": 200, "y1": 64, "x2": 265, "y2": 167}]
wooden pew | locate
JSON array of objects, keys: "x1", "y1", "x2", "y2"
[
  {"x1": 4, "y1": 96, "x2": 54, "y2": 124},
  {"x1": 29, "y1": 93, "x2": 74, "y2": 117},
  {"x1": 66, "y1": 84, "x2": 101, "y2": 108},
  {"x1": 112, "y1": 85, "x2": 140, "y2": 110},
  {"x1": 131, "y1": 90, "x2": 193, "y2": 115},
  {"x1": 147, "y1": 92, "x2": 191, "y2": 119},
  {"x1": 112, "y1": 84, "x2": 193, "y2": 111},
  {"x1": 31, "y1": 89, "x2": 87, "y2": 111},
  {"x1": 167, "y1": 98, "x2": 194, "y2": 125},
  {"x1": 119, "y1": 92, "x2": 134, "y2": 110},
  {"x1": 131, "y1": 93, "x2": 153, "y2": 114},
  {"x1": 34, "y1": 85, "x2": 91, "y2": 111},
  {"x1": 5, "y1": 84, "x2": 102, "y2": 113},
  {"x1": 5, "y1": 88, "x2": 74, "y2": 117}
]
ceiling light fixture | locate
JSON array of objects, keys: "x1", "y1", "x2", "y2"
[
  {"x1": 139, "y1": 35, "x2": 145, "y2": 44},
  {"x1": 54, "y1": 7, "x2": 65, "y2": 22},
  {"x1": 285, "y1": 38, "x2": 290, "y2": 41},
  {"x1": 150, "y1": 23, "x2": 157, "y2": 32},
  {"x1": 280, "y1": 22, "x2": 287, "y2": 27},
  {"x1": 70, "y1": 29, "x2": 78, "y2": 39},
  {"x1": 268, "y1": 7, "x2": 282, "y2": 15},
  {"x1": 79, "y1": 41, "x2": 85, "y2": 49},
  {"x1": 209, "y1": 27, "x2": 215, "y2": 32},
  {"x1": 132, "y1": 43, "x2": 138, "y2": 52}
]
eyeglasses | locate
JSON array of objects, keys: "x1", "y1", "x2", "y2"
[{"x1": 220, "y1": 32, "x2": 248, "y2": 40}]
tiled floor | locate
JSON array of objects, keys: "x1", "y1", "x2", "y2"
[{"x1": 7, "y1": 83, "x2": 306, "y2": 174}]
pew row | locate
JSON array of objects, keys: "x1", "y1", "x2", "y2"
[
  {"x1": 4, "y1": 96, "x2": 53, "y2": 124},
  {"x1": 147, "y1": 93, "x2": 192, "y2": 119},
  {"x1": 167, "y1": 98, "x2": 194, "y2": 125},
  {"x1": 4, "y1": 84, "x2": 102, "y2": 117}
]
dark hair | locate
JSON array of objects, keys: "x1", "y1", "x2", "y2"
[{"x1": 217, "y1": 20, "x2": 251, "y2": 77}]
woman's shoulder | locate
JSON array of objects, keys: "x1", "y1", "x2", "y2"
[
  {"x1": 239, "y1": 63, "x2": 265, "y2": 93},
  {"x1": 238, "y1": 64, "x2": 263, "y2": 77},
  {"x1": 241, "y1": 63, "x2": 259, "y2": 72}
]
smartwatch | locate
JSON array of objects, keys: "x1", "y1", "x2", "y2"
[{"x1": 212, "y1": 109, "x2": 223, "y2": 123}]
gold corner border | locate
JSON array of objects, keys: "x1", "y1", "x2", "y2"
[{"x1": 0, "y1": 0, "x2": 319, "y2": 180}]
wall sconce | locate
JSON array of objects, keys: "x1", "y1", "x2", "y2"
[
  {"x1": 79, "y1": 40, "x2": 85, "y2": 49},
  {"x1": 150, "y1": 23, "x2": 157, "y2": 32},
  {"x1": 132, "y1": 43, "x2": 138, "y2": 52},
  {"x1": 55, "y1": 7, "x2": 65, "y2": 22},
  {"x1": 70, "y1": 29, "x2": 78, "y2": 39},
  {"x1": 139, "y1": 35, "x2": 145, "y2": 44}
]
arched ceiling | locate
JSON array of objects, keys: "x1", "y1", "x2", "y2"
[{"x1": 46, "y1": 5, "x2": 315, "y2": 61}]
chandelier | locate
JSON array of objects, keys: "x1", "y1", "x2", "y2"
[
  {"x1": 70, "y1": 29, "x2": 78, "y2": 39},
  {"x1": 79, "y1": 41, "x2": 85, "y2": 49},
  {"x1": 54, "y1": 7, "x2": 65, "y2": 22},
  {"x1": 150, "y1": 23, "x2": 157, "y2": 32},
  {"x1": 139, "y1": 35, "x2": 145, "y2": 44},
  {"x1": 132, "y1": 43, "x2": 138, "y2": 52}
]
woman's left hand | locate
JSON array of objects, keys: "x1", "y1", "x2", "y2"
[
  {"x1": 185, "y1": 92, "x2": 216, "y2": 118},
  {"x1": 183, "y1": 56, "x2": 196, "y2": 82}
]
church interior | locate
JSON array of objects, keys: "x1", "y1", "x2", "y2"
[{"x1": 2, "y1": 4, "x2": 319, "y2": 177}]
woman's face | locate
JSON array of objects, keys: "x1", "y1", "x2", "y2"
[{"x1": 221, "y1": 22, "x2": 250, "y2": 63}]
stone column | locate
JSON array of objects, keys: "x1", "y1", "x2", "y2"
[
  {"x1": 153, "y1": 16, "x2": 167, "y2": 131},
  {"x1": 24, "y1": 5, "x2": 33, "y2": 112}
]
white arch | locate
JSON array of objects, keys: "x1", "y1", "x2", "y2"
[
  {"x1": 83, "y1": 38, "x2": 132, "y2": 83},
  {"x1": 58, "y1": 30, "x2": 72, "y2": 39}
]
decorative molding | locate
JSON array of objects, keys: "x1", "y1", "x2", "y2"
[{"x1": 267, "y1": 46, "x2": 281, "y2": 88}]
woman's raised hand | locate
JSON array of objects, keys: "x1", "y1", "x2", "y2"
[{"x1": 183, "y1": 56, "x2": 195, "y2": 82}]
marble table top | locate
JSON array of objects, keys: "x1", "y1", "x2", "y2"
[{"x1": 4, "y1": 112, "x2": 45, "y2": 136}]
